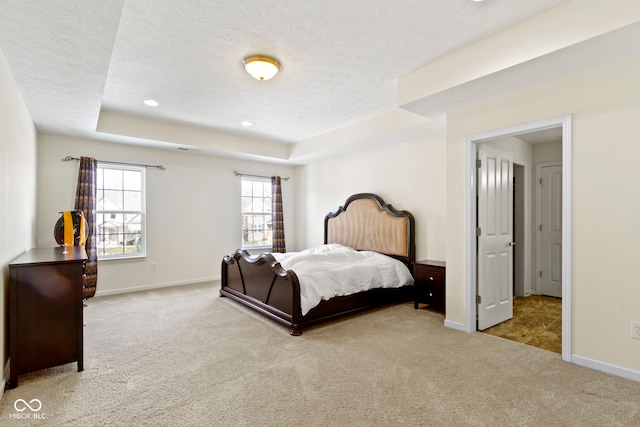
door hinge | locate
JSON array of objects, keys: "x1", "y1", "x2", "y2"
[
  {"x1": 539, "y1": 271, "x2": 542, "y2": 278},
  {"x1": 539, "y1": 224, "x2": 542, "y2": 231},
  {"x1": 476, "y1": 227, "x2": 481, "y2": 236},
  {"x1": 476, "y1": 159, "x2": 481, "y2": 168},
  {"x1": 539, "y1": 178, "x2": 543, "y2": 185},
  {"x1": 476, "y1": 295, "x2": 482, "y2": 304}
]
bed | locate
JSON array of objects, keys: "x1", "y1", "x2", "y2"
[{"x1": 220, "y1": 193, "x2": 416, "y2": 335}]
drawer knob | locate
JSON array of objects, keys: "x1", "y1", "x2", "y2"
[{"x1": 429, "y1": 276, "x2": 434, "y2": 281}]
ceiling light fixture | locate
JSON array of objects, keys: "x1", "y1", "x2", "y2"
[
  {"x1": 240, "y1": 121, "x2": 253, "y2": 127},
  {"x1": 143, "y1": 99, "x2": 159, "y2": 107},
  {"x1": 243, "y1": 55, "x2": 280, "y2": 81}
]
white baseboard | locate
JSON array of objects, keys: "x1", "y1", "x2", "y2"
[
  {"x1": 444, "y1": 319, "x2": 470, "y2": 332},
  {"x1": 571, "y1": 354, "x2": 640, "y2": 383},
  {"x1": 94, "y1": 276, "x2": 218, "y2": 297}
]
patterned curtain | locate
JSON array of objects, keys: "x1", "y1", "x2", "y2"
[
  {"x1": 75, "y1": 157, "x2": 98, "y2": 298},
  {"x1": 271, "y1": 176, "x2": 286, "y2": 253}
]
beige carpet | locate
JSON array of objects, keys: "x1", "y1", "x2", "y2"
[{"x1": 2, "y1": 282, "x2": 639, "y2": 426}]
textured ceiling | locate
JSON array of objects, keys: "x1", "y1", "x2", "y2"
[{"x1": 2, "y1": 0, "x2": 624, "y2": 163}]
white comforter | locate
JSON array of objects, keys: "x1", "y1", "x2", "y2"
[{"x1": 272, "y1": 244, "x2": 414, "y2": 315}]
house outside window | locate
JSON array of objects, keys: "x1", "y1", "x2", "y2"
[
  {"x1": 241, "y1": 177, "x2": 272, "y2": 250},
  {"x1": 96, "y1": 163, "x2": 146, "y2": 259}
]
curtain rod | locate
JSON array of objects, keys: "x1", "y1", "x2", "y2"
[
  {"x1": 233, "y1": 171, "x2": 289, "y2": 181},
  {"x1": 62, "y1": 156, "x2": 165, "y2": 170}
]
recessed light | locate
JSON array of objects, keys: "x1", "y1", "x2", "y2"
[
  {"x1": 143, "y1": 99, "x2": 159, "y2": 107},
  {"x1": 240, "y1": 121, "x2": 253, "y2": 127}
]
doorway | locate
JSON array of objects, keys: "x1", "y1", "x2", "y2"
[
  {"x1": 464, "y1": 115, "x2": 572, "y2": 362},
  {"x1": 480, "y1": 152, "x2": 562, "y2": 353}
]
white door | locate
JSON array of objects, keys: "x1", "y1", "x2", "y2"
[
  {"x1": 539, "y1": 164, "x2": 563, "y2": 297},
  {"x1": 477, "y1": 146, "x2": 513, "y2": 330}
]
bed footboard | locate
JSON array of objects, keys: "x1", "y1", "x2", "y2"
[{"x1": 220, "y1": 249, "x2": 304, "y2": 335}]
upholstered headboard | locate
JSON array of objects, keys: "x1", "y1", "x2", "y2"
[{"x1": 324, "y1": 193, "x2": 415, "y2": 265}]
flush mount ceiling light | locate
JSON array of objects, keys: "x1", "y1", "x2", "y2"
[
  {"x1": 143, "y1": 99, "x2": 159, "y2": 107},
  {"x1": 243, "y1": 55, "x2": 280, "y2": 81}
]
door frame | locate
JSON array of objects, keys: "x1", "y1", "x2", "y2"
[{"x1": 464, "y1": 115, "x2": 573, "y2": 362}]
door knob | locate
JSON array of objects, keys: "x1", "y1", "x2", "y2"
[{"x1": 507, "y1": 241, "x2": 516, "y2": 247}]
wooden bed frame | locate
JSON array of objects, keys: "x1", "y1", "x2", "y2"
[{"x1": 220, "y1": 193, "x2": 415, "y2": 335}]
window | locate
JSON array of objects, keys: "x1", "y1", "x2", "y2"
[
  {"x1": 96, "y1": 164, "x2": 146, "y2": 259},
  {"x1": 241, "y1": 177, "x2": 272, "y2": 249}
]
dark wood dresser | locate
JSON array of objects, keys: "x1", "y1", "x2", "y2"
[
  {"x1": 412, "y1": 260, "x2": 446, "y2": 314},
  {"x1": 8, "y1": 246, "x2": 87, "y2": 389}
]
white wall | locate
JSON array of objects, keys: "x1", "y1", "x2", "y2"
[
  {"x1": 0, "y1": 48, "x2": 37, "y2": 384},
  {"x1": 37, "y1": 134, "x2": 297, "y2": 295},
  {"x1": 297, "y1": 133, "x2": 447, "y2": 263},
  {"x1": 445, "y1": 54, "x2": 640, "y2": 374},
  {"x1": 532, "y1": 141, "x2": 562, "y2": 166}
]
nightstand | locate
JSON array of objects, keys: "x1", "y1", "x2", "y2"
[{"x1": 412, "y1": 260, "x2": 446, "y2": 314}]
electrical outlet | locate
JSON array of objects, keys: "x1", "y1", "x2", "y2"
[
  {"x1": 151, "y1": 262, "x2": 157, "y2": 271},
  {"x1": 631, "y1": 321, "x2": 640, "y2": 340}
]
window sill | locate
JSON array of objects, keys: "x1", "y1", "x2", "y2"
[{"x1": 98, "y1": 253, "x2": 146, "y2": 262}]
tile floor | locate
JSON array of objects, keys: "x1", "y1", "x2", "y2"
[{"x1": 482, "y1": 295, "x2": 562, "y2": 354}]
